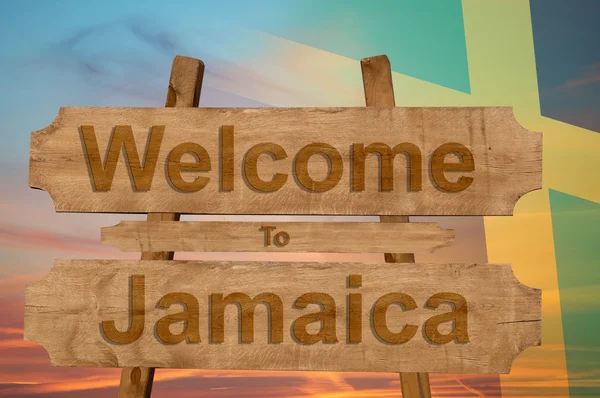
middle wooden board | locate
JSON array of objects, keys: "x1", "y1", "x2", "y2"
[
  {"x1": 101, "y1": 221, "x2": 455, "y2": 253},
  {"x1": 24, "y1": 260, "x2": 541, "y2": 374}
]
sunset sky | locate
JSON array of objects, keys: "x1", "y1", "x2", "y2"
[{"x1": 1, "y1": 1, "x2": 599, "y2": 397}]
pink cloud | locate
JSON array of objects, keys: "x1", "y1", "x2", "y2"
[
  {"x1": 560, "y1": 63, "x2": 600, "y2": 89},
  {"x1": 0, "y1": 274, "x2": 43, "y2": 296},
  {"x1": 0, "y1": 224, "x2": 117, "y2": 257}
]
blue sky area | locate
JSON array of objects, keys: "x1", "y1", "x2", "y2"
[{"x1": 531, "y1": 0, "x2": 600, "y2": 133}]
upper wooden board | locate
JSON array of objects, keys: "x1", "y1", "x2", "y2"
[
  {"x1": 29, "y1": 107, "x2": 541, "y2": 215},
  {"x1": 24, "y1": 260, "x2": 541, "y2": 374}
]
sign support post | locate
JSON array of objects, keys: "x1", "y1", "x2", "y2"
[
  {"x1": 117, "y1": 55, "x2": 205, "y2": 398},
  {"x1": 361, "y1": 55, "x2": 432, "y2": 398}
]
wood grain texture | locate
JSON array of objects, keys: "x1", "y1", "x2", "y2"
[
  {"x1": 24, "y1": 260, "x2": 541, "y2": 374},
  {"x1": 400, "y1": 372, "x2": 432, "y2": 397},
  {"x1": 362, "y1": 54, "x2": 427, "y2": 396},
  {"x1": 362, "y1": 56, "x2": 415, "y2": 260},
  {"x1": 118, "y1": 55, "x2": 204, "y2": 398},
  {"x1": 119, "y1": 366, "x2": 154, "y2": 398},
  {"x1": 29, "y1": 106, "x2": 541, "y2": 215},
  {"x1": 101, "y1": 221, "x2": 455, "y2": 253}
]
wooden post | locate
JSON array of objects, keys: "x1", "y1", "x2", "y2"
[
  {"x1": 117, "y1": 55, "x2": 204, "y2": 398},
  {"x1": 360, "y1": 55, "x2": 432, "y2": 398}
]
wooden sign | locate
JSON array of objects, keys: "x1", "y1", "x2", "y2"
[
  {"x1": 24, "y1": 260, "x2": 541, "y2": 374},
  {"x1": 29, "y1": 107, "x2": 541, "y2": 215},
  {"x1": 101, "y1": 221, "x2": 455, "y2": 253}
]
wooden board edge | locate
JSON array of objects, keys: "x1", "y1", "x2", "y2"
[
  {"x1": 23, "y1": 262, "x2": 59, "y2": 346},
  {"x1": 495, "y1": 264, "x2": 542, "y2": 373},
  {"x1": 499, "y1": 107, "x2": 543, "y2": 214},
  {"x1": 29, "y1": 107, "x2": 65, "y2": 194}
]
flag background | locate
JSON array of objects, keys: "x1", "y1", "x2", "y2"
[{"x1": 0, "y1": 0, "x2": 598, "y2": 396}]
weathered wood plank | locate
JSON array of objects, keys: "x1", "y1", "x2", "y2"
[
  {"x1": 24, "y1": 260, "x2": 541, "y2": 374},
  {"x1": 29, "y1": 106, "x2": 541, "y2": 215},
  {"x1": 101, "y1": 221, "x2": 454, "y2": 253},
  {"x1": 118, "y1": 55, "x2": 204, "y2": 398},
  {"x1": 400, "y1": 372, "x2": 432, "y2": 397},
  {"x1": 361, "y1": 54, "x2": 430, "y2": 397}
]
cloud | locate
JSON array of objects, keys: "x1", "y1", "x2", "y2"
[
  {"x1": 0, "y1": 224, "x2": 102, "y2": 254},
  {"x1": 0, "y1": 223, "x2": 141, "y2": 261},
  {"x1": 0, "y1": 339, "x2": 38, "y2": 350},
  {"x1": 559, "y1": 63, "x2": 600, "y2": 90},
  {"x1": 0, "y1": 328, "x2": 23, "y2": 335},
  {"x1": 20, "y1": 16, "x2": 296, "y2": 108},
  {"x1": 7, "y1": 14, "x2": 372, "y2": 109},
  {"x1": 0, "y1": 274, "x2": 42, "y2": 297}
]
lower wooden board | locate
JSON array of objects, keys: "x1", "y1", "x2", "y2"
[
  {"x1": 24, "y1": 260, "x2": 541, "y2": 374},
  {"x1": 101, "y1": 221, "x2": 455, "y2": 253}
]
